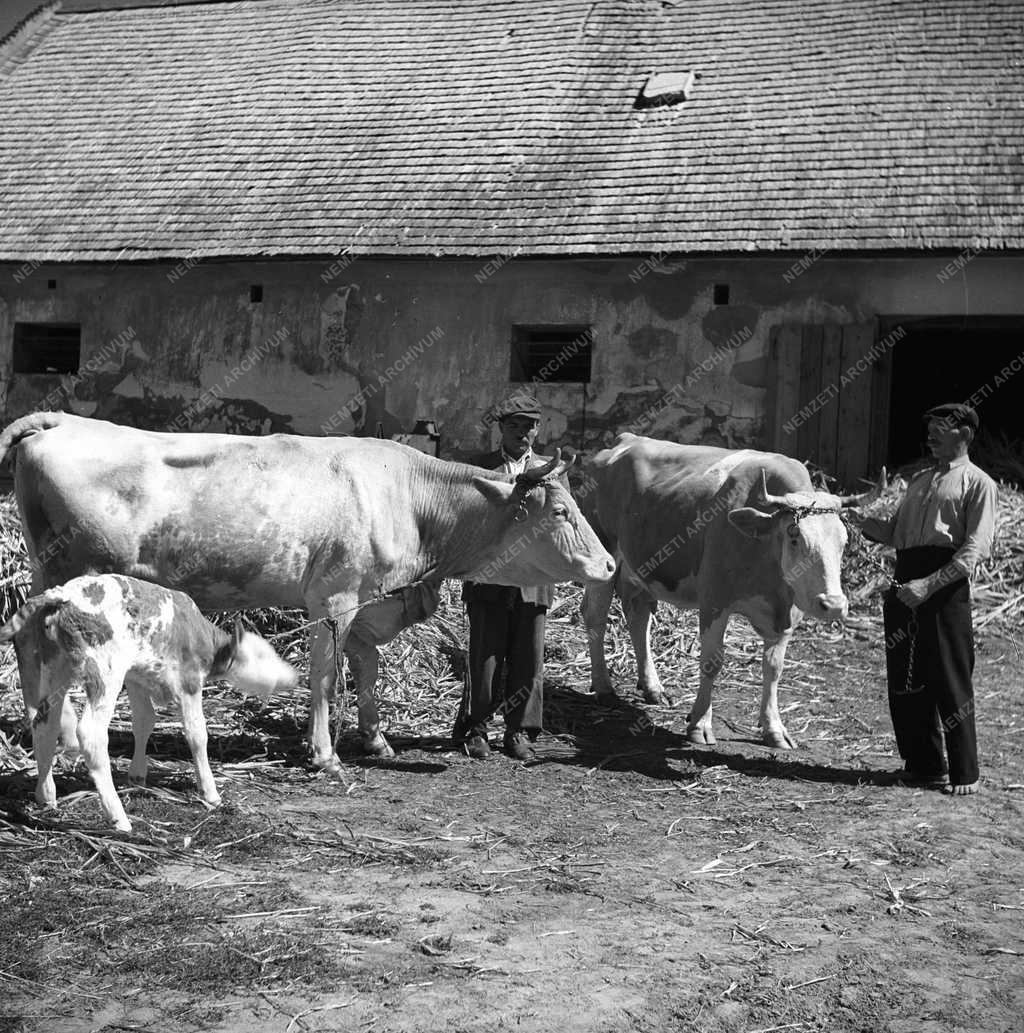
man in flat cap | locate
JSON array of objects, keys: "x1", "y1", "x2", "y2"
[
  {"x1": 852, "y1": 402, "x2": 997, "y2": 795},
  {"x1": 453, "y1": 393, "x2": 552, "y2": 761}
]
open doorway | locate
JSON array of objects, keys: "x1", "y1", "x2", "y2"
[{"x1": 882, "y1": 316, "x2": 1024, "y2": 474}]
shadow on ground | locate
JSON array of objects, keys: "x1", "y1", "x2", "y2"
[{"x1": 537, "y1": 682, "x2": 894, "y2": 788}]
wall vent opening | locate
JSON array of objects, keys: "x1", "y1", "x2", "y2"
[
  {"x1": 510, "y1": 325, "x2": 593, "y2": 383},
  {"x1": 13, "y1": 322, "x2": 81, "y2": 374}
]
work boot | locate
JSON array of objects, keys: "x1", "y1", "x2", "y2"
[
  {"x1": 503, "y1": 730, "x2": 535, "y2": 762},
  {"x1": 464, "y1": 727, "x2": 491, "y2": 760}
]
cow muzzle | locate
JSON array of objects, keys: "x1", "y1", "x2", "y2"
[
  {"x1": 579, "y1": 553, "x2": 616, "y2": 581},
  {"x1": 815, "y1": 593, "x2": 849, "y2": 620}
]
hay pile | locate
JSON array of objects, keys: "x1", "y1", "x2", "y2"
[{"x1": 0, "y1": 495, "x2": 28, "y2": 623}]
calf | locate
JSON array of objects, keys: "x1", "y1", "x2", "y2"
[{"x1": 0, "y1": 574, "x2": 297, "y2": 832}]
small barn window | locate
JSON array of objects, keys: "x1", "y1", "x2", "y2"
[
  {"x1": 511, "y1": 325, "x2": 593, "y2": 384},
  {"x1": 12, "y1": 322, "x2": 81, "y2": 374}
]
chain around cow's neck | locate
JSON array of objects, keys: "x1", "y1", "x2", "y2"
[
  {"x1": 786, "y1": 503, "x2": 841, "y2": 522},
  {"x1": 511, "y1": 473, "x2": 555, "y2": 522}
]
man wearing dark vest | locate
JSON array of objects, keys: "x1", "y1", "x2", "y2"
[
  {"x1": 454, "y1": 393, "x2": 552, "y2": 761},
  {"x1": 852, "y1": 403, "x2": 997, "y2": 795}
]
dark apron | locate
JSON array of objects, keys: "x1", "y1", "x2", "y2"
[{"x1": 882, "y1": 545, "x2": 977, "y2": 784}]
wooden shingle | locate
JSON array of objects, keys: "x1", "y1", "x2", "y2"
[{"x1": 0, "y1": 0, "x2": 1022, "y2": 260}]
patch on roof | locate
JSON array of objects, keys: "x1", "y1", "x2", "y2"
[{"x1": 635, "y1": 70, "x2": 695, "y2": 109}]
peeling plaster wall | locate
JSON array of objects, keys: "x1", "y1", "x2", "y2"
[{"x1": 0, "y1": 254, "x2": 1021, "y2": 456}]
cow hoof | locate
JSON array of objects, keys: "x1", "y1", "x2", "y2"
[
  {"x1": 313, "y1": 754, "x2": 348, "y2": 777},
  {"x1": 128, "y1": 774, "x2": 147, "y2": 787},
  {"x1": 686, "y1": 727, "x2": 717, "y2": 746},
  {"x1": 114, "y1": 819, "x2": 133, "y2": 834},
  {"x1": 592, "y1": 690, "x2": 619, "y2": 706},
  {"x1": 763, "y1": 730, "x2": 796, "y2": 750},
  {"x1": 642, "y1": 689, "x2": 669, "y2": 706},
  {"x1": 362, "y1": 738, "x2": 396, "y2": 759}
]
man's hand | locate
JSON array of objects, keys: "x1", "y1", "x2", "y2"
[{"x1": 897, "y1": 578, "x2": 932, "y2": 609}]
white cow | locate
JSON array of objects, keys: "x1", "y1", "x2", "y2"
[
  {"x1": 582, "y1": 435, "x2": 875, "y2": 748},
  {"x1": 0, "y1": 411, "x2": 615, "y2": 770}
]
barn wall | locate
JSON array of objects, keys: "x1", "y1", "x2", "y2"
[{"x1": 0, "y1": 254, "x2": 1021, "y2": 459}]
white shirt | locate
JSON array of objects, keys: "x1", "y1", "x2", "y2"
[{"x1": 499, "y1": 447, "x2": 533, "y2": 477}]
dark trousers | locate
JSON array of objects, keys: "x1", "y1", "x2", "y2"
[
  {"x1": 459, "y1": 595, "x2": 546, "y2": 738},
  {"x1": 883, "y1": 546, "x2": 978, "y2": 784}
]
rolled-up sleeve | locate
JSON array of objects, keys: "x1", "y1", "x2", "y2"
[{"x1": 952, "y1": 476, "x2": 998, "y2": 576}]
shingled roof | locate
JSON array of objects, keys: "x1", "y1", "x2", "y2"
[{"x1": 1, "y1": 0, "x2": 1022, "y2": 261}]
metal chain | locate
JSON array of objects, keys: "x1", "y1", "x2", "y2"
[
  {"x1": 842, "y1": 516, "x2": 918, "y2": 694},
  {"x1": 903, "y1": 609, "x2": 919, "y2": 695},
  {"x1": 842, "y1": 515, "x2": 898, "y2": 590}
]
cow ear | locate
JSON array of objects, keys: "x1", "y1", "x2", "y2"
[
  {"x1": 473, "y1": 476, "x2": 515, "y2": 506},
  {"x1": 728, "y1": 507, "x2": 775, "y2": 539},
  {"x1": 212, "y1": 624, "x2": 241, "y2": 676}
]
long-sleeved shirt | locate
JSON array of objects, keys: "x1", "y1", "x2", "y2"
[{"x1": 859, "y1": 454, "x2": 998, "y2": 577}]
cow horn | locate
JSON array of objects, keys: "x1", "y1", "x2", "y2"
[
  {"x1": 839, "y1": 466, "x2": 887, "y2": 508},
  {"x1": 520, "y1": 449, "x2": 561, "y2": 482},
  {"x1": 751, "y1": 468, "x2": 788, "y2": 510},
  {"x1": 553, "y1": 451, "x2": 577, "y2": 477}
]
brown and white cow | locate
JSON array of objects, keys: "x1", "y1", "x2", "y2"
[
  {"x1": 0, "y1": 574, "x2": 297, "y2": 832},
  {"x1": 0, "y1": 411, "x2": 614, "y2": 771},
  {"x1": 582, "y1": 433, "x2": 871, "y2": 749}
]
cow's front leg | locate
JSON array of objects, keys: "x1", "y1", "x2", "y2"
[
  {"x1": 345, "y1": 632, "x2": 393, "y2": 758},
  {"x1": 307, "y1": 610, "x2": 355, "y2": 774},
  {"x1": 621, "y1": 580, "x2": 667, "y2": 705},
  {"x1": 688, "y1": 609, "x2": 729, "y2": 745},
  {"x1": 582, "y1": 575, "x2": 617, "y2": 701},
  {"x1": 760, "y1": 632, "x2": 796, "y2": 749},
  {"x1": 176, "y1": 680, "x2": 222, "y2": 807}
]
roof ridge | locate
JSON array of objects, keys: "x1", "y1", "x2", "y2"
[
  {"x1": 62, "y1": 0, "x2": 318, "y2": 13},
  {"x1": 0, "y1": 1, "x2": 62, "y2": 79}
]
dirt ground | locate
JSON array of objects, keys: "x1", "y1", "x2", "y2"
[{"x1": 1, "y1": 599, "x2": 1023, "y2": 1033}]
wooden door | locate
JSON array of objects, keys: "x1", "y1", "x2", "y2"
[{"x1": 766, "y1": 322, "x2": 888, "y2": 488}]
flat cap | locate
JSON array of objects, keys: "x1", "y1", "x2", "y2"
[
  {"x1": 923, "y1": 402, "x2": 979, "y2": 431},
  {"x1": 492, "y1": 392, "x2": 542, "y2": 421}
]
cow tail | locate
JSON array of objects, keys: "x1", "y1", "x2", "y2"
[
  {"x1": 0, "y1": 411, "x2": 70, "y2": 469},
  {"x1": 0, "y1": 591, "x2": 64, "y2": 644}
]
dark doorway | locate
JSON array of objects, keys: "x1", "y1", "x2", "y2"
[{"x1": 882, "y1": 316, "x2": 1024, "y2": 470}]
